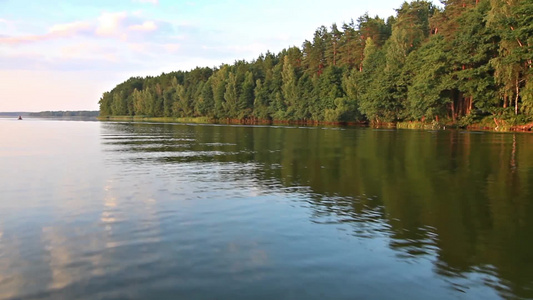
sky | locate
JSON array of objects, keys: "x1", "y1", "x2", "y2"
[{"x1": 1, "y1": 0, "x2": 438, "y2": 112}]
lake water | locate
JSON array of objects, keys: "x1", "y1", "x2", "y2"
[{"x1": 1, "y1": 118, "x2": 532, "y2": 300}]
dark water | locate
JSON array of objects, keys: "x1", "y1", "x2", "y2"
[{"x1": 1, "y1": 119, "x2": 532, "y2": 300}]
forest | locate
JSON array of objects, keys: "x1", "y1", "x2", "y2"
[{"x1": 98, "y1": 0, "x2": 533, "y2": 128}]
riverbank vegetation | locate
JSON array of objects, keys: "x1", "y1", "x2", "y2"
[{"x1": 98, "y1": 0, "x2": 532, "y2": 130}]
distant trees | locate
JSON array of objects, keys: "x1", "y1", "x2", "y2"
[
  {"x1": 99, "y1": 0, "x2": 533, "y2": 125},
  {"x1": 29, "y1": 111, "x2": 100, "y2": 117}
]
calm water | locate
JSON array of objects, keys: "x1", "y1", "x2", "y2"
[{"x1": 1, "y1": 118, "x2": 532, "y2": 300}]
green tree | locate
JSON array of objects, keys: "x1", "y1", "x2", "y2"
[
  {"x1": 404, "y1": 34, "x2": 451, "y2": 120},
  {"x1": 281, "y1": 56, "x2": 299, "y2": 119},
  {"x1": 98, "y1": 92, "x2": 112, "y2": 116},
  {"x1": 223, "y1": 72, "x2": 239, "y2": 118},
  {"x1": 253, "y1": 79, "x2": 270, "y2": 120},
  {"x1": 238, "y1": 71, "x2": 255, "y2": 118}
]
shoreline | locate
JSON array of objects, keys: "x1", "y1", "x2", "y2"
[
  {"x1": 97, "y1": 116, "x2": 367, "y2": 127},
  {"x1": 97, "y1": 116, "x2": 533, "y2": 132}
]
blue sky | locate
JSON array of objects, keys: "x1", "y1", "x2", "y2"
[{"x1": 1, "y1": 0, "x2": 439, "y2": 112}]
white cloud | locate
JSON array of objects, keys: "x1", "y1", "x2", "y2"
[
  {"x1": 1, "y1": 9, "x2": 250, "y2": 75},
  {"x1": 129, "y1": 21, "x2": 157, "y2": 32},
  {"x1": 49, "y1": 21, "x2": 92, "y2": 35},
  {"x1": 95, "y1": 12, "x2": 128, "y2": 37},
  {"x1": 94, "y1": 12, "x2": 162, "y2": 41},
  {"x1": 0, "y1": 11, "x2": 171, "y2": 47}
]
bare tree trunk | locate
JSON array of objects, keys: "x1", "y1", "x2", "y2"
[
  {"x1": 503, "y1": 93, "x2": 508, "y2": 108},
  {"x1": 458, "y1": 93, "x2": 464, "y2": 116},
  {"x1": 515, "y1": 78, "x2": 519, "y2": 115},
  {"x1": 451, "y1": 102, "x2": 456, "y2": 122}
]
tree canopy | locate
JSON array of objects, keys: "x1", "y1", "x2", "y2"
[{"x1": 99, "y1": 0, "x2": 533, "y2": 126}]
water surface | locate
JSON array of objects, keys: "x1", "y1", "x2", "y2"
[{"x1": 1, "y1": 118, "x2": 532, "y2": 299}]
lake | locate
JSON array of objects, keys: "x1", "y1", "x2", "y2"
[{"x1": 1, "y1": 118, "x2": 532, "y2": 299}]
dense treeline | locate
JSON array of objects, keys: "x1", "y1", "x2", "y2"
[
  {"x1": 99, "y1": 0, "x2": 533, "y2": 125},
  {"x1": 0, "y1": 112, "x2": 29, "y2": 117},
  {"x1": 29, "y1": 111, "x2": 100, "y2": 117}
]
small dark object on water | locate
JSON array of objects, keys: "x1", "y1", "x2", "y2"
[{"x1": 18, "y1": 116, "x2": 22, "y2": 120}]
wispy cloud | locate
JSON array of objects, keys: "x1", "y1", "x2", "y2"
[
  {"x1": 1, "y1": 7, "x2": 274, "y2": 75},
  {"x1": 0, "y1": 12, "x2": 164, "y2": 45},
  {"x1": 0, "y1": 20, "x2": 91, "y2": 44},
  {"x1": 49, "y1": 21, "x2": 92, "y2": 35},
  {"x1": 129, "y1": 21, "x2": 157, "y2": 32}
]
